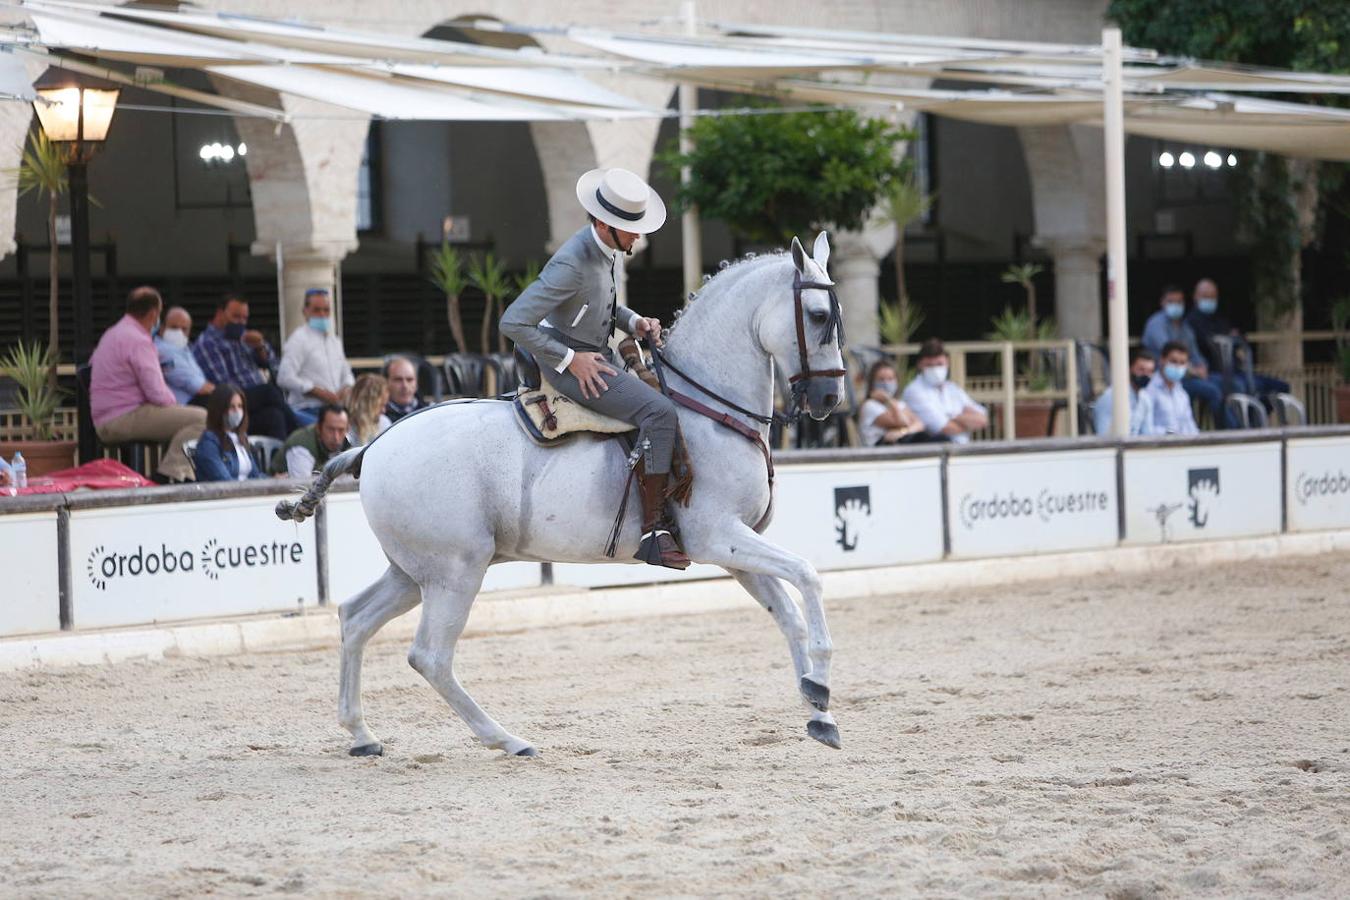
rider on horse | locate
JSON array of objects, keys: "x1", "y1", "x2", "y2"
[{"x1": 500, "y1": 168, "x2": 690, "y2": 571}]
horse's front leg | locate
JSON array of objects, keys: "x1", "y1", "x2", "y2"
[
  {"x1": 693, "y1": 523, "x2": 837, "y2": 748},
  {"x1": 727, "y1": 569, "x2": 840, "y2": 749}
]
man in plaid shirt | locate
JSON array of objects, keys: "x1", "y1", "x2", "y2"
[{"x1": 192, "y1": 294, "x2": 301, "y2": 439}]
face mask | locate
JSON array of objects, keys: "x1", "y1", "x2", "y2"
[
  {"x1": 225, "y1": 409, "x2": 244, "y2": 430},
  {"x1": 874, "y1": 380, "x2": 898, "y2": 396},
  {"x1": 151, "y1": 321, "x2": 161, "y2": 338},
  {"x1": 921, "y1": 365, "x2": 948, "y2": 386},
  {"x1": 1163, "y1": 363, "x2": 1187, "y2": 383},
  {"x1": 161, "y1": 328, "x2": 188, "y2": 349},
  {"x1": 307, "y1": 317, "x2": 331, "y2": 334},
  {"x1": 223, "y1": 323, "x2": 246, "y2": 341},
  {"x1": 1131, "y1": 373, "x2": 1151, "y2": 391},
  {"x1": 1164, "y1": 302, "x2": 1184, "y2": 320},
  {"x1": 1196, "y1": 298, "x2": 1218, "y2": 315}
]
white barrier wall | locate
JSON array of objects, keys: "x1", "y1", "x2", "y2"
[
  {"x1": 552, "y1": 458, "x2": 944, "y2": 588},
  {"x1": 1123, "y1": 442, "x2": 1282, "y2": 544},
  {"x1": 0, "y1": 512, "x2": 60, "y2": 637},
  {"x1": 68, "y1": 497, "x2": 319, "y2": 629},
  {"x1": 325, "y1": 492, "x2": 541, "y2": 600},
  {"x1": 1286, "y1": 436, "x2": 1350, "y2": 533},
  {"x1": 947, "y1": 449, "x2": 1118, "y2": 558}
]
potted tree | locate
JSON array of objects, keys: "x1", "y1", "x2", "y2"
[
  {"x1": 987, "y1": 301, "x2": 1058, "y2": 439},
  {"x1": 468, "y1": 252, "x2": 511, "y2": 356},
  {"x1": 0, "y1": 341, "x2": 76, "y2": 476},
  {"x1": 1333, "y1": 297, "x2": 1350, "y2": 423},
  {"x1": 880, "y1": 174, "x2": 933, "y2": 331},
  {"x1": 427, "y1": 239, "x2": 468, "y2": 354}
]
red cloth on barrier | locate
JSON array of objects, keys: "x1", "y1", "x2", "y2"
[{"x1": 1, "y1": 459, "x2": 155, "y2": 496}]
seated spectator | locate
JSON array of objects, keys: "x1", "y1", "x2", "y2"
[
  {"x1": 1142, "y1": 285, "x2": 1232, "y2": 428},
  {"x1": 384, "y1": 356, "x2": 429, "y2": 422},
  {"x1": 90, "y1": 287, "x2": 206, "y2": 482},
  {"x1": 347, "y1": 373, "x2": 391, "y2": 447},
  {"x1": 857, "y1": 361, "x2": 930, "y2": 446},
  {"x1": 1093, "y1": 347, "x2": 1159, "y2": 436},
  {"x1": 1146, "y1": 340, "x2": 1199, "y2": 435},
  {"x1": 0, "y1": 454, "x2": 11, "y2": 486},
  {"x1": 194, "y1": 384, "x2": 268, "y2": 482},
  {"x1": 1187, "y1": 278, "x2": 1291, "y2": 398},
  {"x1": 155, "y1": 306, "x2": 213, "y2": 407},
  {"x1": 193, "y1": 294, "x2": 298, "y2": 440},
  {"x1": 901, "y1": 338, "x2": 988, "y2": 444},
  {"x1": 277, "y1": 288, "x2": 355, "y2": 420},
  {"x1": 273, "y1": 403, "x2": 352, "y2": 478}
]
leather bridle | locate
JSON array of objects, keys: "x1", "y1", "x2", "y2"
[{"x1": 786, "y1": 270, "x2": 847, "y2": 416}]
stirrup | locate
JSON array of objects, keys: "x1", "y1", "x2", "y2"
[{"x1": 635, "y1": 528, "x2": 691, "y2": 570}]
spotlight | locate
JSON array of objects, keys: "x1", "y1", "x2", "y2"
[
  {"x1": 1159, "y1": 151, "x2": 1175, "y2": 168},
  {"x1": 1203, "y1": 151, "x2": 1222, "y2": 169},
  {"x1": 198, "y1": 144, "x2": 214, "y2": 161},
  {"x1": 1179, "y1": 151, "x2": 1196, "y2": 168},
  {"x1": 219, "y1": 144, "x2": 235, "y2": 162},
  {"x1": 237, "y1": 142, "x2": 247, "y2": 157},
  {"x1": 1227, "y1": 153, "x2": 1237, "y2": 167}
]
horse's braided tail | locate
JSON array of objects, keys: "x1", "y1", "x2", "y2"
[{"x1": 275, "y1": 447, "x2": 365, "y2": 523}]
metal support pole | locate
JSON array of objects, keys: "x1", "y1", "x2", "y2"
[
  {"x1": 70, "y1": 158, "x2": 96, "y2": 464},
  {"x1": 1001, "y1": 341, "x2": 1016, "y2": 439},
  {"x1": 678, "y1": 0, "x2": 702, "y2": 296},
  {"x1": 1103, "y1": 27, "x2": 1131, "y2": 437}
]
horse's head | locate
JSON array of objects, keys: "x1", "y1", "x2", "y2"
[{"x1": 760, "y1": 232, "x2": 847, "y2": 421}]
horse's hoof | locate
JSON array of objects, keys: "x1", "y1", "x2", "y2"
[
  {"x1": 800, "y1": 675, "x2": 830, "y2": 711},
  {"x1": 513, "y1": 746, "x2": 539, "y2": 758},
  {"x1": 349, "y1": 742, "x2": 384, "y2": 757},
  {"x1": 807, "y1": 720, "x2": 842, "y2": 750}
]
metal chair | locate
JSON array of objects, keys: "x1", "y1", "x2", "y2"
[
  {"x1": 1270, "y1": 392, "x2": 1307, "y2": 427},
  {"x1": 1208, "y1": 334, "x2": 1256, "y2": 398},
  {"x1": 248, "y1": 435, "x2": 285, "y2": 473},
  {"x1": 485, "y1": 352, "x2": 520, "y2": 395},
  {"x1": 1050, "y1": 340, "x2": 1107, "y2": 435},
  {"x1": 1224, "y1": 393, "x2": 1268, "y2": 429}
]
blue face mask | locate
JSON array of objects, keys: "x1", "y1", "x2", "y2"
[
  {"x1": 1196, "y1": 298, "x2": 1218, "y2": 315},
  {"x1": 1164, "y1": 302, "x2": 1185, "y2": 320},
  {"x1": 1163, "y1": 363, "x2": 1188, "y2": 383},
  {"x1": 223, "y1": 323, "x2": 246, "y2": 341},
  {"x1": 308, "y1": 317, "x2": 331, "y2": 334}
]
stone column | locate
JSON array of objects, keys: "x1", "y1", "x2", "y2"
[
  {"x1": 252, "y1": 242, "x2": 345, "y2": 338},
  {"x1": 1038, "y1": 238, "x2": 1105, "y2": 341},
  {"x1": 832, "y1": 220, "x2": 896, "y2": 350}
]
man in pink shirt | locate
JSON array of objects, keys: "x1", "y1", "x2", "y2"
[{"x1": 91, "y1": 286, "x2": 206, "y2": 482}]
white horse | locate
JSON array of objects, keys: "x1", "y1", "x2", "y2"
[{"x1": 279, "y1": 233, "x2": 847, "y2": 757}]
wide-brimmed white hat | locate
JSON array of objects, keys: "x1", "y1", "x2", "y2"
[{"x1": 576, "y1": 167, "x2": 667, "y2": 234}]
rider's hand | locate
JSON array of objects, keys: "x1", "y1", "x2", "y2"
[
  {"x1": 567, "y1": 352, "x2": 618, "y2": 400},
  {"x1": 635, "y1": 317, "x2": 663, "y2": 345}
]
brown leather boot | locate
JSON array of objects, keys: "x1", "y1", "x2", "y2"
[{"x1": 634, "y1": 472, "x2": 691, "y2": 570}]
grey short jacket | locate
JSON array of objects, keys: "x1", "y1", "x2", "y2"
[{"x1": 500, "y1": 226, "x2": 641, "y2": 372}]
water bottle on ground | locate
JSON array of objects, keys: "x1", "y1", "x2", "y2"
[{"x1": 11, "y1": 451, "x2": 27, "y2": 488}]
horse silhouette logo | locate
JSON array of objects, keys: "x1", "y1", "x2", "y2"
[{"x1": 833, "y1": 486, "x2": 872, "y2": 552}]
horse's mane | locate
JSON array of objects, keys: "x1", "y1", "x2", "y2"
[{"x1": 664, "y1": 250, "x2": 790, "y2": 339}]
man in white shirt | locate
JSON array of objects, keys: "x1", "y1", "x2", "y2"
[
  {"x1": 276, "y1": 288, "x2": 355, "y2": 418},
  {"x1": 1093, "y1": 347, "x2": 1159, "y2": 436},
  {"x1": 900, "y1": 338, "x2": 988, "y2": 444},
  {"x1": 1146, "y1": 340, "x2": 1200, "y2": 436}
]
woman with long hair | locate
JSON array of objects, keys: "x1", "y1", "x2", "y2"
[
  {"x1": 857, "y1": 360, "x2": 930, "y2": 446},
  {"x1": 195, "y1": 383, "x2": 267, "y2": 481},
  {"x1": 347, "y1": 373, "x2": 392, "y2": 446}
]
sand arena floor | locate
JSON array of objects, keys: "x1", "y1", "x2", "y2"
[{"x1": 2, "y1": 554, "x2": 1348, "y2": 897}]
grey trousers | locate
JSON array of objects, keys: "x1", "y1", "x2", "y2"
[{"x1": 549, "y1": 349, "x2": 679, "y2": 475}]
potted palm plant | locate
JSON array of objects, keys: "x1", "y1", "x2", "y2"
[
  {"x1": 1332, "y1": 297, "x2": 1350, "y2": 423},
  {"x1": 11, "y1": 130, "x2": 69, "y2": 392},
  {"x1": 468, "y1": 252, "x2": 511, "y2": 355},
  {"x1": 427, "y1": 239, "x2": 468, "y2": 354},
  {"x1": 0, "y1": 341, "x2": 75, "y2": 476},
  {"x1": 987, "y1": 304, "x2": 1058, "y2": 439}
]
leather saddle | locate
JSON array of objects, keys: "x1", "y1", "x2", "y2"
[{"x1": 512, "y1": 347, "x2": 633, "y2": 446}]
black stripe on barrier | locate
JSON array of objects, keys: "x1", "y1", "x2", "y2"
[
  {"x1": 939, "y1": 454, "x2": 951, "y2": 557},
  {"x1": 1280, "y1": 439, "x2": 1289, "y2": 534},
  {"x1": 57, "y1": 507, "x2": 72, "y2": 631},
  {"x1": 1116, "y1": 445, "x2": 1127, "y2": 543},
  {"x1": 315, "y1": 502, "x2": 330, "y2": 608}
]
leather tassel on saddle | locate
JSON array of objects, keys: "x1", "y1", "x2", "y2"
[{"x1": 618, "y1": 337, "x2": 694, "y2": 507}]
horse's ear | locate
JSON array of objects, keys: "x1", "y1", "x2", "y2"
[
  {"x1": 790, "y1": 236, "x2": 807, "y2": 273},
  {"x1": 812, "y1": 231, "x2": 831, "y2": 273}
]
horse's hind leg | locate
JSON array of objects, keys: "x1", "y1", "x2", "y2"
[
  {"x1": 339, "y1": 564, "x2": 421, "y2": 756},
  {"x1": 729, "y1": 569, "x2": 840, "y2": 750},
  {"x1": 408, "y1": 563, "x2": 537, "y2": 757}
]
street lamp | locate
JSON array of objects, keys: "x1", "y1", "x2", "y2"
[{"x1": 33, "y1": 85, "x2": 119, "y2": 463}]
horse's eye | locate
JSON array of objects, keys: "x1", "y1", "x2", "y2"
[{"x1": 809, "y1": 310, "x2": 830, "y2": 325}]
